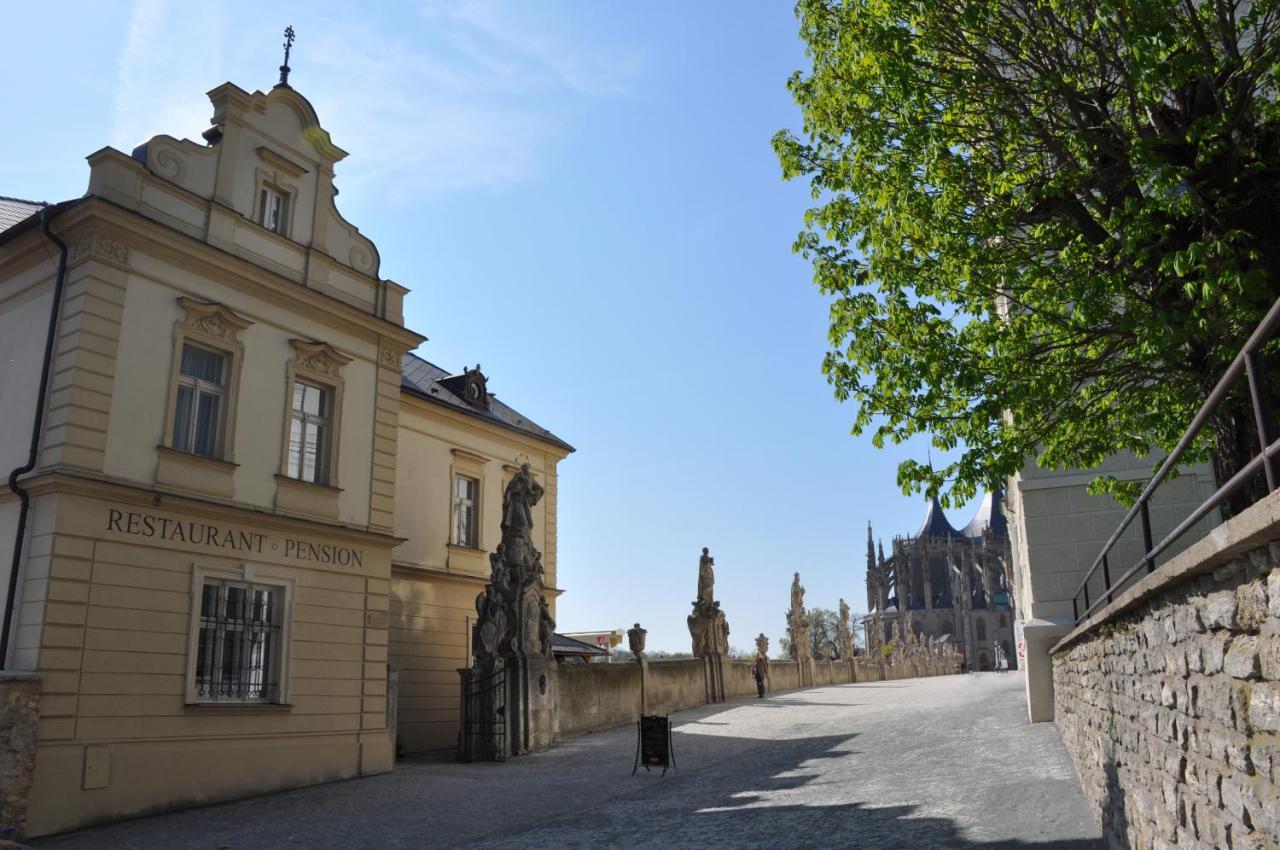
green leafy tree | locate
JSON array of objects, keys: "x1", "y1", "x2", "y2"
[
  {"x1": 783, "y1": 608, "x2": 844, "y2": 659},
  {"x1": 774, "y1": 0, "x2": 1280, "y2": 510}
]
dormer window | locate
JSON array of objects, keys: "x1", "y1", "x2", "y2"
[{"x1": 258, "y1": 185, "x2": 289, "y2": 236}]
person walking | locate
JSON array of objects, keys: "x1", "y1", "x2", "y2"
[{"x1": 753, "y1": 651, "x2": 769, "y2": 698}]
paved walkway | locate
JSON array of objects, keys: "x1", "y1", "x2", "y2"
[{"x1": 37, "y1": 672, "x2": 1101, "y2": 849}]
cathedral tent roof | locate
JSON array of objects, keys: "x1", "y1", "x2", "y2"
[
  {"x1": 915, "y1": 496, "x2": 964, "y2": 539},
  {"x1": 960, "y1": 490, "x2": 1009, "y2": 540}
]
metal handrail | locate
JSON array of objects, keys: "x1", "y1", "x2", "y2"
[{"x1": 1070, "y1": 294, "x2": 1280, "y2": 624}]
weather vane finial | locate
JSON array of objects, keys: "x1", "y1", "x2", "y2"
[{"x1": 278, "y1": 25, "x2": 296, "y2": 87}]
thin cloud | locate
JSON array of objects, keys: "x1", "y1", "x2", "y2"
[
  {"x1": 113, "y1": 0, "x2": 227, "y2": 150},
  {"x1": 109, "y1": 3, "x2": 641, "y2": 202}
]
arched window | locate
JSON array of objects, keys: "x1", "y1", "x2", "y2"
[{"x1": 976, "y1": 619, "x2": 987, "y2": 641}]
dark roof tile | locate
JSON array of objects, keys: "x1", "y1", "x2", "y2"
[
  {"x1": 0, "y1": 196, "x2": 47, "y2": 233},
  {"x1": 400, "y1": 352, "x2": 573, "y2": 452}
]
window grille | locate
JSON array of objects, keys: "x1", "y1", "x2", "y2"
[
  {"x1": 173, "y1": 344, "x2": 226, "y2": 457},
  {"x1": 453, "y1": 475, "x2": 478, "y2": 547},
  {"x1": 194, "y1": 580, "x2": 284, "y2": 703},
  {"x1": 287, "y1": 381, "x2": 330, "y2": 484}
]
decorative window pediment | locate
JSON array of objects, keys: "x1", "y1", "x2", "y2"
[
  {"x1": 178, "y1": 297, "x2": 252, "y2": 342},
  {"x1": 289, "y1": 339, "x2": 353, "y2": 378}
]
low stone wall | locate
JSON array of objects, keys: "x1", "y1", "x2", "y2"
[
  {"x1": 1052, "y1": 535, "x2": 1280, "y2": 849},
  {"x1": 556, "y1": 660, "x2": 643, "y2": 738},
  {"x1": 1, "y1": 672, "x2": 42, "y2": 836},
  {"x1": 552, "y1": 654, "x2": 953, "y2": 744},
  {"x1": 644, "y1": 659, "x2": 706, "y2": 716}
]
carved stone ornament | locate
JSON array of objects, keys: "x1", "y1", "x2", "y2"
[
  {"x1": 470, "y1": 463, "x2": 551, "y2": 667},
  {"x1": 69, "y1": 235, "x2": 129, "y2": 265},
  {"x1": 379, "y1": 348, "x2": 401, "y2": 367},
  {"x1": 177, "y1": 297, "x2": 252, "y2": 341},
  {"x1": 755, "y1": 632, "x2": 769, "y2": 657},
  {"x1": 688, "y1": 547, "x2": 730, "y2": 657},
  {"x1": 290, "y1": 339, "x2": 353, "y2": 378},
  {"x1": 627, "y1": 623, "x2": 647, "y2": 659}
]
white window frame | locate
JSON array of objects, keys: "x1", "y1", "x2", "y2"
[
  {"x1": 279, "y1": 340, "x2": 350, "y2": 490},
  {"x1": 185, "y1": 563, "x2": 295, "y2": 706},
  {"x1": 172, "y1": 343, "x2": 228, "y2": 457},
  {"x1": 452, "y1": 473, "x2": 480, "y2": 548},
  {"x1": 164, "y1": 298, "x2": 250, "y2": 463},
  {"x1": 257, "y1": 184, "x2": 290, "y2": 236},
  {"x1": 287, "y1": 379, "x2": 332, "y2": 485}
]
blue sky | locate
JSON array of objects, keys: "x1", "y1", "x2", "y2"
[{"x1": 2, "y1": 1, "x2": 985, "y2": 653}]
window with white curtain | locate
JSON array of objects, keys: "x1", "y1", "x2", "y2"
[{"x1": 172, "y1": 343, "x2": 226, "y2": 457}]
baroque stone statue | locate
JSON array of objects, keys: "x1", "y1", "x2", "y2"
[
  {"x1": 688, "y1": 547, "x2": 730, "y2": 657},
  {"x1": 786, "y1": 572, "x2": 812, "y2": 663},
  {"x1": 470, "y1": 463, "x2": 551, "y2": 666},
  {"x1": 755, "y1": 632, "x2": 769, "y2": 657},
  {"x1": 838, "y1": 597, "x2": 855, "y2": 660},
  {"x1": 697, "y1": 547, "x2": 715, "y2": 609},
  {"x1": 627, "y1": 623, "x2": 647, "y2": 659}
]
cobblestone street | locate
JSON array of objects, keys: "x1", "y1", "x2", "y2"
[{"x1": 37, "y1": 672, "x2": 1101, "y2": 850}]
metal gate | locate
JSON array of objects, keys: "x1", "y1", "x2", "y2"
[{"x1": 458, "y1": 665, "x2": 506, "y2": 762}]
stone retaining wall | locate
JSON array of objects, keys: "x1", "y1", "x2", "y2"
[
  {"x1": 553, "y1": 654, "x2": 954, "y2": 744},
  {"x1": 1, "y1": 672, "x2": 42, "y2": 836},
  {"x1": 1052, "y1": 542, "x2": 1280, "y2": 849}
]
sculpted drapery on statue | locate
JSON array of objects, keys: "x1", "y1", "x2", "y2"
[
  {"x1": 697, "y1": 547, "x2": 715, "y2": 609},
  {"x1": 688, "y1": 546, "x2": 730, "y2": 657},
  {"x1": 470, "y1": 463, "x2": 552, "y2": 666},
  {"x1": 786, "y1": 572, "x2": 813, "y2": 663}
]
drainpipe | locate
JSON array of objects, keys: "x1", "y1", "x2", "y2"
[{"x1": 2, "y1": 206, "x2": 69, "y2": 669}]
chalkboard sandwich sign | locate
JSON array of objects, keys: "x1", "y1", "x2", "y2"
[{"x1": 633, "y1": 714, "x2": 676, "y2": 776}]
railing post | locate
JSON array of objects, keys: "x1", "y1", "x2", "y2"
[
  {"x1": 1102, "y1": 554, "x2": 1112, "y2": 603},
  {"x1": 1072, "y1": 595, "x2": 1078, "y2": 623},
  {"x1": 1245, "y1": 350, "x2": 1277, "y2": 493},
  {"x1": 1140, "y1": 501, "x2": 1155, "y2": 573},
  {"x1": 1083, "y1": 581, "x2": 1090, "y2": 613}
]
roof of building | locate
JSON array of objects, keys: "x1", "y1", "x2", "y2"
[
  {"x1": 551, "y1": 633, "x2": 610, "y2": 657},
  {"x1": 915, "y1": 496, "x2": 965, "y2": 539},
  {"x1": 400, "y1": 352, "x2": 574, "y2": 453},
  {"x1": 0, "y1": 196, "x2": 47, "y2": 233},
  {"x1": 960, "y1": 490, "x2": 1009, "y2": 539}
]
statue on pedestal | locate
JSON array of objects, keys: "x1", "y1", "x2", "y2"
[
  {"x1": 755, "y1": 632, "x2": 769, "y2": 657},
  {"x1": 688, "y1": 547, "x2": 730, "y2": 657},
  {"x1": 461, "y1": 463, "x2": 558, "y2": 760},
  {"x1": 786, "y1": 572, "x2": 812, "y2": 663},
  {"x1": 837, "y1": 598, "x2": 855, "y2": 660}
]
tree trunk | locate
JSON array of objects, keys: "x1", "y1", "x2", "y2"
[{"x1": 1209, "y1": 392, "x2": 1269, "y2": 519}]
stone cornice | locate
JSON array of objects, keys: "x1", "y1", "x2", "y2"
[
  {"x1": 399, "y1": 388, "x2": 573, "y2": 460},
  {"x1": 56, "y1": 197, "x2": 423, "y2": 350},
  {"x1": 8, "y1": 468, "x2": 406, "y2": 547}
]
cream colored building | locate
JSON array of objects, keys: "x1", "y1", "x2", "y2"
[
  {"x1": 0, "y1": 78, "x2": 570, "y2": 837},
  {"x1": 1005, "y1": 452, "x2": 1213, "y2": 721}
]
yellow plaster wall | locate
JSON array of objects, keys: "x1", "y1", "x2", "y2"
[
  {"x1": 100, "y1": 249, "x2": 379, "y2": 526},
  {"x1": 389, "y1": 396, "x2": 566, "y2": 753},
  {"x1": 21, "y1": 488, "x2": 394, "y2": 837}
]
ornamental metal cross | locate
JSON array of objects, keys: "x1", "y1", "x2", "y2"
[{"x1": 278, "y1": 26, "x2": 296, "y2": 87}]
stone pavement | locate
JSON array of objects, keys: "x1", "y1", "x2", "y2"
[{"x1": 36, "y1": 672, "x2": 1102, "y2": 850}]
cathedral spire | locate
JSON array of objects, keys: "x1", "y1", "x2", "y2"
[{"x1": 866, "y1": 522, "x2": 875, "y2": 572}]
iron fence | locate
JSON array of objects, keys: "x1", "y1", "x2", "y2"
[{"x1": 1070, "y1": 294, "x2": 1280, "y2": 624}]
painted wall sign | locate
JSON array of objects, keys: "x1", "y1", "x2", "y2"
[{"x1": 106, "y1": 508, "x2": 364, "y2": 567}]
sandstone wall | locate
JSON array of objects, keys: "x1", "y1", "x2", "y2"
[
  {"x1": 555, "y1": 661, "x2": 642, "y2": 737},
  {"x1": 644, "y1": 659, "x2": 706, "y2": 716},
  {"x1": 0, "y1": 672, "x2": 41, "y2": 836},
  {"x1": 1053, "y1": 543, "x2": 1280, "y2": 849}
]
